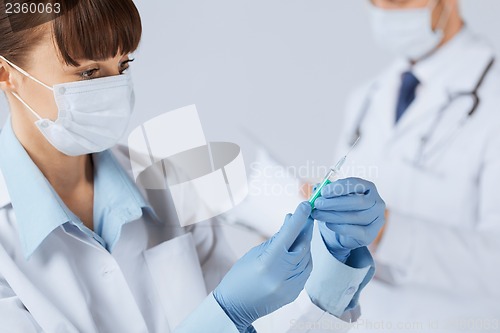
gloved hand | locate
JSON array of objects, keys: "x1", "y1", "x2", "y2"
[
  {"x1": 312, "y1": 178, "x2": 385, "y2": 263},
  {"x1": 213, "y1": 202, "x2": 314, "y2": 332}
]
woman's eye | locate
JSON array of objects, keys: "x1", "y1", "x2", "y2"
[
  {"x1": 120, "y1": 58, "x2": 135, "y2": 74},
  {"x1": 80, "y1": 68, "x2": 98, "y2": 80}
]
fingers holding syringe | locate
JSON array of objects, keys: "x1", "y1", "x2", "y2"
[{"x1": 311, "y1": 178, "x2": 385, "y2": 225}]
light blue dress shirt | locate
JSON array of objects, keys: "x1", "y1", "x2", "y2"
[
  {"x1": 0, "y1": 115, "x2": 374, "y2": 332},
  {"x1": 0, "y1": 116, "x2": 157, "y2": 259}
]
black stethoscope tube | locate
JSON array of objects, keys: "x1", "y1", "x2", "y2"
[{"x1": 351, "y1": 58, "x2": 496, "y2": 160}]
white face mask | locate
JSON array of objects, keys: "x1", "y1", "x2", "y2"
[
  {"x1": 0, "y1": 55, "x2": 135, "y2": 156},
  {"x1": 369, "y1": 0, "x2": 450, "y2": 61}
]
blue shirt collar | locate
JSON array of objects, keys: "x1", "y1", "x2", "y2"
[
  {"x1": 0, "y1": 116, "x2": 156, "y2": 259},
  {"x1": 92, "y1": 144, "x2": 158, "y2": 251}
]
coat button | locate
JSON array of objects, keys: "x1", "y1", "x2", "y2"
[{"x1": 102, "y1": 266, "x2": 117, "y2": 277}]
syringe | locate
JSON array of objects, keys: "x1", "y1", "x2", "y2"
[{"x1": 308, "y1": 137, "x2": 360, "y2": 209}]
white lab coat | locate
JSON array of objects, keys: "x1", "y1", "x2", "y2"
[
  {"x1": 335, "y1": 28, "x2": 500, "y2": 331},
  {"x1": 0, "y1": 144, "x2": 363, "y2": 333}
]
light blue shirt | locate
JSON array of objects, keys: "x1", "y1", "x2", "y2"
[
  {"x1": 177, "y1": 228, "x2": 375, "y2": 333},
  {"x1": 0, "y1": 115, "x2": 374, "y2": 331},
  {"x1": 0, "y1": 116, "x2": 157, "y2": 259}
]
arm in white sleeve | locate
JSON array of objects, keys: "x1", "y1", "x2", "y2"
[
  {"x1": 250, "y1": 225, "x2": 374, "y2": 333},
  {"x1": 0, "y1": 279, "x2": 44, "y2": 333},
  {"x1": 374, "y1": 128, "x2": 500, "y2": 296},
  {"x1": 306, "y1": 226, "x2": 375, "y2": 321},
  {"x1": 333, "y1": 82, "x2": 376, "y2": 159},
  {"x1": 174, "y1": 293, "x2": 241, "y2": 333},
  {"x1": 172, "y1": 219, "x2": 254, "y2": 333}
]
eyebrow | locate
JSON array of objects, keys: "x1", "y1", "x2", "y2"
[
  {"x1": 65, "y1": 60, "x2": 99, "y2": 69},
  {"x1": 68, "y1": 57, "x2": 131, "y2": 69}
]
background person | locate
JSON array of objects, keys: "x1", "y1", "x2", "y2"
[{"x1": 331, "y1": 0, "x2": 500, "y2": 331}]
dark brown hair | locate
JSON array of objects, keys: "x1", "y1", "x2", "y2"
[{"x1": 0, "y1": 0, "x2": 142, "y2": 68}]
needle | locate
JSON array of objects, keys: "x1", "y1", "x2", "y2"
[{"x1": 308, "y1": 137, "x2": 360, "y2": 208}]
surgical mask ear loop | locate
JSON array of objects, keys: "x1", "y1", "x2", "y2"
[
  {"x1": 11, "y1": 92, "x2": 44, "y2": 121},
  {"x1": 0, "y1": 55, "x2": 54, "y2": 121},
  {"x1": 0, "y1": 55, "x2": 53, "y2": 91}
]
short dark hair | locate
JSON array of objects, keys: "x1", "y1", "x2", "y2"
[{"x1": 0, "y1": 0, "x2": 142, "y2": 68}]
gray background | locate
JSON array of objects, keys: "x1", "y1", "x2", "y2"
[{"x1": 1, "y1": 0, "x2": 499, "y2": 172}]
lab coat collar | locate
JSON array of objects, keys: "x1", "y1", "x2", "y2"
[
  {"x1": 411, "y1": 27, "x2": 472, "y2": 86},
  {"x1": 0, "y1": 117, "x2": 74, "y2": 259},
  {"x1": 411, "y1": 27, "x2": 495, "y2": 93},
  {"x1": 388, "y1": 27, "x2": 495, "y2": 135},
  {"x1": 0, "y1": 116, "x2": 155, "y2": 259}
]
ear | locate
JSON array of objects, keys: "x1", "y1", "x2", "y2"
[{"x1": 0, "y1": 60, "x2": 19, "y2": 93}]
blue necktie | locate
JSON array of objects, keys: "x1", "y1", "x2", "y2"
[{"x1": 395, "y1": 71, "x2": 420, "y2": 123}]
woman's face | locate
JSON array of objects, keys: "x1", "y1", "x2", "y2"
[{"x1": 5, "y1": 28, "x2": 133, "y2": 122}]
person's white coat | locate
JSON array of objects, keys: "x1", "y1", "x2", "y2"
[
  {"x1": 334, "y1": 28, "x2": 500, "y2": 331},
  {"x1": 0, "y1": 138, "x2": 372, "y2": 333}
]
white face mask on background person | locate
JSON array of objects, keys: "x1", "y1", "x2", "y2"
[
  {"x1": 0, "y1": 55, "x2": 135, "y2": 156},
  {"x1": 369, "y1": 0, "x2": 451, "y2": 61}
]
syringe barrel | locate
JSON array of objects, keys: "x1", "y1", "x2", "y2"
[{"x1": 308, "y1": 169, "x2": 341, "y2": 209}]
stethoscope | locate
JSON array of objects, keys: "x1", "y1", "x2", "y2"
[{"x1": 350, "y1": 57, "x2": 496, "y2": 167}]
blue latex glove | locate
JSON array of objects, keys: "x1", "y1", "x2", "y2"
[
  {"x1": 214, "y1": 202, "x2": 314, "y2": 332},
  {"x1": 312, "y1": 178, "x2": 385, "y2": 263}
]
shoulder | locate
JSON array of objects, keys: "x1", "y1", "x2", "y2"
[
  {"x1": 474, "y1": 58, "x2": 500, "y2": 123},
  {"x1": 481, "y1": 59, "x2": 500, "y2": 94},
  {"x1": 348, "y1": 60, "x2": 404, "y2": 102}
]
